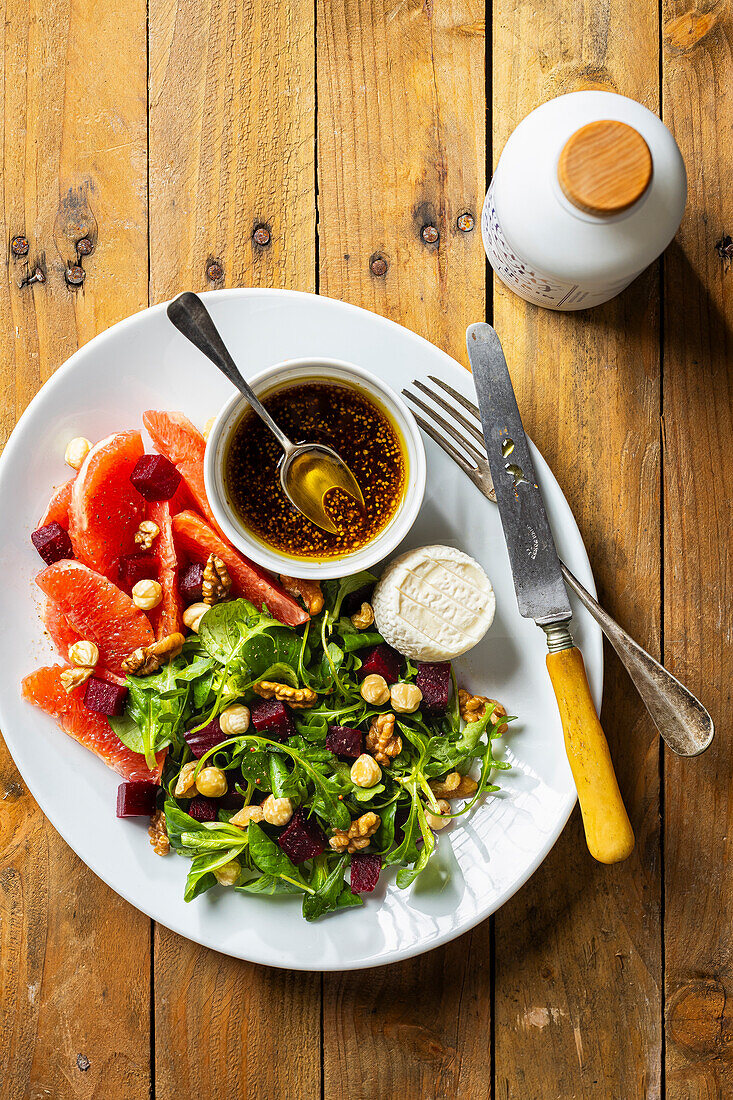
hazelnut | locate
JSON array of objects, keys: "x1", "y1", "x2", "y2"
[
  {"x1": 219, "y1": 703, "x2": 250, "y2": 736},
  {"x1": 229, "y1": 804, "x2": 264, "y2": 827},
  {"x1": 425, "y1": 799, "x2": 452, "y2": 830},
  {"x1": 213, "y1": 858, "x2": 241, "y2": 886},
  {"x1": 68, "y1": 640, "x2": 99, "y2": 668},
  {"x1": 262, "y1": 795, "x2": 293, "y2": 826},
  {"x1": 64, "y1": 436, "x2": 92, "y2": 470},
  {"x1": 132, "y1": 578, "x2": 163, "y2": 611},
  {"x1": 360, "y1": 673, "x2": 390, "y2": 706},
  {"x1": 390, "y1": 682, "x2": 422, "y2": 714},
  {"x1": 182, "y1": 602, "x2": 209, "y2": 633},
  {"x1": 350, "y1": 753, "x2": 382, "y2": 788},
  {"x1": 195, "y1": 766, "x2": 228, "y2": 798}
]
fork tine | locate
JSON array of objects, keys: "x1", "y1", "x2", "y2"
[
  {"x1": 410, "y1": 411, "x2": 479, "y2": 478},
  {"x1": 404, "y1": 389, "x2": 487, "y2": 467},
  {"x1": 412, "y1": 379, "x2": 485, "y2": 447},
  {"x1": 429, "y1": 376, "x2": 481, "y2": 422}
]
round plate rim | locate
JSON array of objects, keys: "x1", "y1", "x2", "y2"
[{"x1": 0, "y1": 288, "x2": 600, "y2": 970}]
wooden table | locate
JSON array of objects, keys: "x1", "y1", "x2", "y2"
[{"x1": 1, "y1": 1, "x2": 730, "y2": 1096}]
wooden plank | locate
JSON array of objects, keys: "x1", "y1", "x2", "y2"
[
  {"x1": 491, "y1": 3, "x2": 663, "y2": 1097},
  {"x1": 0, "y1": 0, "x2": 149, "y2": 1095},
  {"x1": 147, "y1": 3, "x2": 321, "y2": 1096},
  {"x1": 662, "y1": 3, "x2": 733, "y2": 1096},
  {"x1": 317, "y1": 2, "x2": 491, "y2": 1096},
  {"x1": 317, "y1": 0, "x2": 487, "y2": 365}
]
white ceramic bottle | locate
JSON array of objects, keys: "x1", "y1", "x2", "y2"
[{"x1": 482, "y1": 91, "x2": 687, "y2": 310}]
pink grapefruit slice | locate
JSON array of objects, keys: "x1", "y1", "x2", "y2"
[
  {"x1": 147, "y1": 500, "x2": 183, "y2": 638},
  {"x1": 39, "y1": 478, "x2": 76, "y2": 530},
  {"x1": 22, "y1": 665, "x2": 163, "y2": 782},
  {"x1": 36, "y1": 560, "x2": 154, "y2": 677},
  {"x1": 68, "y1": 430, "x2": 145, "y2": 577},
  {"x1": 142, "y1": 411, "x2": 220, "y2": 532},
  {"x1": 171, "y1": 510, "x2": 308, "y2": 627}
]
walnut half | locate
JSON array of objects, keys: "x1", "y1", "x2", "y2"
[
  {"x1": 366, "y1": 713, "x2": 402, "y2": 766},
  {"x1": 202, "y1": 554, "x2": 231, "y2": 606},
  {"x1": 329, "y1": 812, "x2": 381, "y2": 854},
  {"x1": 122, "y1": 633, "x2": 185, "y2": 676},
  {"x1": 458, "y1": 689, "x2": 508, "y2": 733},
  {"x1": 148, "y1": 810, "x2": 170, "y2": 856},
  {"x1": 280, "y1": 575, "x2": 324, "y2": 616},
  {"x1": 252, "y1": 680, "x2": 317, "y2": 709}
]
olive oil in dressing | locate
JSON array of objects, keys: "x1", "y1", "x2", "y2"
[{"x1": 224, "y1": 381, "x2": 407, "y2": 559}]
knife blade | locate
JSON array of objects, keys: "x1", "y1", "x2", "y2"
[
  {"x1": 466, "y1": 321, "x2": 635, "y2": 865},
  {"x1": 467, "y1": 322, "x2": 571, "y2": 630}
]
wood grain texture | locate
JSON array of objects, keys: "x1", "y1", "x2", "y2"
[
  {"x1": 147, "y1": 3, "x2": 321, "y2": 1097},
  {"x1": 149, "y1": 0, "x2": 316, "y2": 301},
  {"x1": 491, "y1": 1, "x2": 663, "y2": 1096},
  {"x1": 0, "y1": 0, "x2": 150, "y2": 1096},
  {"x1": 317, "y1": 3, "x2": 490, "y2": 1096},
  {"x1": 662, "y1": 2, "x2": 733, "y2": 1096},
  {"x1": 317, "y1": 0, "x2": 486, "y2": 365}
]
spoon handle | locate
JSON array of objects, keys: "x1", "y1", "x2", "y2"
[
  {"x1": 560, "y1": 563, "x2": 714, "y2": 756},
  {"x1": 167, "y1": 292, "x2": 293, "y2": 454}
]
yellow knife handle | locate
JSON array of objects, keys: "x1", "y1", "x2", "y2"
[{"x1": 546, "y1": 646, "x2": 635, "y2": 864}]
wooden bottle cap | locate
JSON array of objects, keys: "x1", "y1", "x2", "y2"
[{"x1": 558, "y1": 120, "x2": 653, "y2": 216}]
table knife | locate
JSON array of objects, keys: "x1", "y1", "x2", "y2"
[{"x1": 466, "y1": 322, "x2": 635, "y2": 864}]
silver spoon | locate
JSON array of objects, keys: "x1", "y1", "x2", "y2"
[{"x1": 166, "y1": 292, "x2": 365, "y2": 535}]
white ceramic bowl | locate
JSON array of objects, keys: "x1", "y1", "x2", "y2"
[{"x1": 204, "y1": 357, "x2": 427, "y2": 579}]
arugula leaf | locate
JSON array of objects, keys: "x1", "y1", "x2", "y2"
[
  {"x1": 184, "y1": 849, "x2": 242, "y2": 901},
  {"x1": 302, "y1": 855, "x2": 362, "y2": 921},
  {"x1": 247, "y1": 823, "x2": 314, "y2": 893},
  {"x1": 236, "y1": 873, "x2": 304, "y2": 896},
  {"x1": 199, "y1": 599, "x2": 301, "y2": 683},
  {"x1": 269, "y1": 753, "x2": 300, "y2": 799},
  {"x1": 395, "y1": 799, "x2": 436, "y2": 889}
]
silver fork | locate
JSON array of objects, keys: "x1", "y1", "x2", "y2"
[{"x1": 403, "y1": 375, "x2": 714, "y2": 757}]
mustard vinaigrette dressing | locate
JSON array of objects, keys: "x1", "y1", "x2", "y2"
[{"x1": 224, "y1": 381, "x2": 407, "y2": 559}]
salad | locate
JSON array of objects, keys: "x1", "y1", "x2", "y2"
[{"x1": 22, "y1": 411, "x2": 513, "y2": 922}]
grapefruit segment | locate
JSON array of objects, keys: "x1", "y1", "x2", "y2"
[
  {"x1": 142, "y1": 411, "x2": 220, "y2": 532},
  {"x1": 42, "y1": 598, "x2": 126, "y2": 685},
  {"x1": 147, "y1": 500, "x2": 183, "y2": 638},
  {"x1": 22, "y1": 665, "x2": 163, "y2": 782},
  {"x1": 39, "y1": 478, "x2": 75, "y2": 530},
  {"x1": 68, "y1": 430, "x2": 145, "y2": 577},
  {"x1": 36, "y1": 560, "x2": 154, "y2": 677},
  {"x1": 171, "y1": 510, "x2": 308, "y2": 627}
]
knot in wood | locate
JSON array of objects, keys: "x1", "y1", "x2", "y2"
[{"x1": 667, "y1": 978, "x2": 733, "y2": 1056}]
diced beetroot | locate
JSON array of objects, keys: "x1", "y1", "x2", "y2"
[
  {"x1": 277, "y1": 809, "x2": 326, "y2": 863},
  {"x1": 326, "y1": 725, "x2": 363, "y2": 759},
  {"x1": 119, "y1": 552, "x2": 159, "y2": 594},
  {"x1": 416, "y1": 661, "x2": 452, "y2": 713},
  {"x1": 116, "y1": 781, "x2": 157, "y2": 817},
  {"x1": 250, "y1": 698, "x2": 294, "y2": 742},
  {"x1": 220, "y1": 776, "x2": 245, "y2": 812},
  {"x1": 31, "y1": 522, "x2": 74, "y2": 566},
  {"x1": 184, "y1": 717, "x2": 226, "y2": 759},
  {"x1": 84, "y1": 676, "x2": 128, "y2": 717},
  {"x1": 130, "y1": 453, "x2": 182, "y2": 502},
  {"x1": 187, "y1": 795, "x2": 218, "y2": 822},
  {"x1": 358, "y1": 644, "x2": 401, "y2": 685},
  {"x1": 350, "y1": 852, "x2": 381, "y2": 894},
  {"x1": 179, "y1": 561, "x2": 205, "y2": 603}
]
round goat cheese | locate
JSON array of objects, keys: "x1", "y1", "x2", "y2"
[{"x1": 372, "y1": 544, "x2": 495, "y2": 662}]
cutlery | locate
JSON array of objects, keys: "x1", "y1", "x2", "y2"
[
  {"x1": 403, "y1": 374, "x2": 714, "y2": 759},
  {"x1": 166, "y1": 292, "x2": 365, "y2": 535}
]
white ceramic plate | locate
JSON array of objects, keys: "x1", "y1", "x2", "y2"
[{"x1": 0, "y1": 289, "x2": 601, "y2": 971}]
